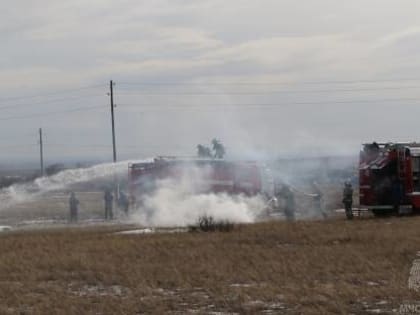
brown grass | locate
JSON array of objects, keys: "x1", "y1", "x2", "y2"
[{"x1": 1, "y1": 217, "x2": 420, "y2": 314}]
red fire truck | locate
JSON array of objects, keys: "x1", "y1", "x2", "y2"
[
  {"x1": 359, "y1": 142, "x2": 420, "y2": 215},
  {"x1": 128, "y1": 157, "x2": 272, "y2": 206}
]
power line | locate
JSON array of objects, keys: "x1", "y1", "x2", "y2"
[
  {"x1": 116, "y1": 97, "x2": 420, "y2": 110},
  {"x1": 0, "y1": 144, "x2": 183, "y2": 152},
  {"x1": 0, "y1": 93, "x2": 105, "y2": 111},
  {"x1": 0, "y1": 132, "x2": 41, "y2": 141},
  {"x1": 45, "y1": 144, "x2": 114, "y2": 148},
  {"x1": 116, "y1": 85, "x2": 420, "y2": 95},
  {"x1": 0, "y1": 144, "x2": 37, "y2": 149},
  {"x1": 4, "y1": 91, "x2": 417, "y2": 114},
  {"x1": 0, "y1": 104, "x2": 104, "y2": 122},
  {"x1": 1, "y1": 92, "x2": 417, "y2": 119},
  {"x1": 44, "y1": 143, "x2": 190, "y2": 149},
  {"x1": 0, "y1": 84, "x2": 103, "y2": 102},
  {"x1": 1, "y1": 95, "x2": 416, "y2": 122},
  {"x1": 1, "y1": 81, "x2": 417, "y2": 117},
  {"x1": 118, "y1": 77, "x2": 420, "y2": 86},
  {"x1": 6, "y1": 78, "x2": 417, "y2": 104}
]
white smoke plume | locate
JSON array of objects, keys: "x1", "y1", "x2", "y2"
[
  {"x1": 0, "y1": 158, "x2": 267, "y2": 228},
  {"x1": 0, "y1": 159, "x2": 146, "y2": 210},
  {"x1": 130, "y1": 164, "x2": 267, "y2": 227}
]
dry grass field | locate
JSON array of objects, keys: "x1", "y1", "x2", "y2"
[{"x1": 1, "y1": 217, "x2": 420, "y2": 314}]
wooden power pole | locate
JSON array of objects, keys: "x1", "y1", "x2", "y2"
[
  {"x1": 39, "y1": 128, "x2": 44, "y2": 176},
  {"x1": 109, "y1": 80, "x2": 117, "y2": 163},
  {"x1": 109, "y1": 80, "x2": 118, "y2": 208}
]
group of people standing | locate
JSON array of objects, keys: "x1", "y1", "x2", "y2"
[
  {"x1": 273, "y1": 180, "x2": 354, "y2": 221},
  {"x1": 272, "y1": 181, "x2": 327, "y2": 221},
  {"x1": 68, "y1": 181, "x2": 355, "y2": 223},
  {"x1": 68, "y1": 189, "x2": 129, "y2": 223}
]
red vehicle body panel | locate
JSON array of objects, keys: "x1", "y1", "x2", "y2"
[
  {"x1": 128, "y1": 157, "x2": 263, "y2": 204},
  {"x1": 359, "y1": 143, "x2": 420, "y2": 211}
]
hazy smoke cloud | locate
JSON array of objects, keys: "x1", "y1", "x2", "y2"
[{"x1": 130, "y1": 164, "x2": 266, "y2": 227}]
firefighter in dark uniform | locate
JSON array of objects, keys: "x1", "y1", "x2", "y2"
[
  {"x1": 274, "y1": 183, "x2": 296, "y2": 221},
  {"x1": 69, "y1": 191, "x2": 79, "y2": 223},
  {"x1": 104, "y1": 189, "x2": 114, "y2": 220},
  {"x1": 343, "y1": 180, "x2": 353, "y2": 220},
  {"x1": 281, "y1": 185, "x2": 296, "y2": 221},
  {"x1": 118, "y1": 191, "x2": 129, "y2": 215},
  {"x1": 312, "y1": 182, "x2": 327, "y2": 219}
]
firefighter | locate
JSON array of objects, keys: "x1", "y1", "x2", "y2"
[
  {"x1": 118, "y1": 191, "x2": 129, "y2": 215},
  {"x1": 343, "y1": 180, "x2": 353, "y2": 220},
  {"x1": 273, "y1": 183, "x2": 296, "y2": 221},
  {"x1": 272, "y1": 183, "x2": 283, "y2": 213},
  {"x1": 69, "y1": 191, "x2": 79, "y2": 223},
  {"x1": 281, "y1": 185, "x2": 296, "y2": 221},
  {"x1": 104, "y1": 189, "x2": 114, "y2": 220},
  {"x1": 312, "y1": 182, "x2": 327, "y2": 219}
]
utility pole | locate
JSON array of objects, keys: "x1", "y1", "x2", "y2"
[
  {"x1": 39, "y1": 128, "x2": 44, "y2": 176},
  {"x1": 109, "y1": 80, "x2": 117, "y2": 163},
  {"x1": 109, "y1": 80, "x2": 118, "y2": 210}
]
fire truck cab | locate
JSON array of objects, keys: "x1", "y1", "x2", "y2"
[
  {"x1": 359, "y1": 142, "x2": 420, "y2": 215},
  {"x1": 128, "y1": 157, "x2": 272, "y2": 207}
]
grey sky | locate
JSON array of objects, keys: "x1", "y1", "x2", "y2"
[{"x1": 1, "y1": 0, "x2": 420, "y2": 163}]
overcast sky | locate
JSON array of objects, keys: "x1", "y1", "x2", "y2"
[{"x1": 1, "y1": 0, "x2": 420, "y2": 164}]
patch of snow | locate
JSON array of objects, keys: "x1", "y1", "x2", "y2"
[
  {"x1": 0, "y1": 225, "x2": 12, "y2": 232},
  {"x1": 366, "y1": 281, "x2": 380, "y2": 286},
  {"x1": 20, "y1": 219, "x2": 63, "y2": 225},
  {"x1": 117, "y1": 228, "x2": 155, "y2": 235},
  {"x1": 115, "y1": 227, "x2": 188, "y2": 235},
  {"x1": 69, "y1": 284, "x2": 129, "y2": 297},
  {"x1": 230, "y1": 283, "x2": 254, "y2": 288}
]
